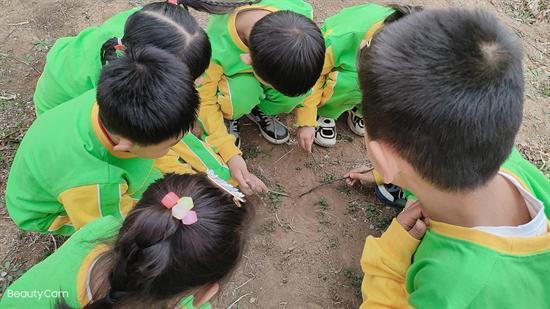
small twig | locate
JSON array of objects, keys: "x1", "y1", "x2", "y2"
[
  {"x1": 274, "y1": 213, "x2": 301, "y2": 233},
  {"x1": 0, "y1": 93, "x2": 17, "y2": 101},
  {"x1": 269, "y1": 190, "x2": 290, "y2": 197},
  {"x1": 273, "y1": 148, "x2": 294, "y2": 165},
  {"x1": 50, "y1": 234, "x2": 57, "y2": 251},
  {"x1": 234, "y1": 275, "x2": 255, "y2": 291},
  {"x1": 299, "y1": 177, "x2": 345, "y2": 197},
  {"x1": 226, "y1": 292, "x2": 252, "y2": 309},
  {"x1": 7, "y1": 21, "x2": 30, "y2": 26}
]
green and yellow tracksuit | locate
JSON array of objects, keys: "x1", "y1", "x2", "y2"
[
  {"x1": 6, "y1": 89, "x2": 196, "y2": 235},
  {"x1": 32, "y1": 6, "x2": 230, "y2": 181},
  {"x1": 299, "y1": 4, "x2": 395, "y2": 126},
  {"x1": 360, "y1": 149, "x2": 550, "y2": 308},
  {"x1": 197, "y1": 0, "x2": 313, "y2": 163},
  {"x1": 0, "y1": 216, "x2": 209, "y2": 309}
]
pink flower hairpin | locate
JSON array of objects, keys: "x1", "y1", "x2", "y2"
[{"x1": 161, "y1": 192, "x2": 198, "y2": 225}]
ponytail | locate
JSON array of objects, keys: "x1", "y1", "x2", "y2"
[{"x1": 175, "y1": 0, "x2": 260, "y2": 15}]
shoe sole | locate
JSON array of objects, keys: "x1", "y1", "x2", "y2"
[
  {"x1": 246, "y1": 114, "x2": 290, "y2": 145},
  {"x1": 314, "y1": 139, "x2": 336, "y2": 147}
]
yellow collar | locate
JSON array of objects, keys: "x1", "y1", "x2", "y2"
[
  {"x1": 77, "y1": 244, "x2": 110, "y2": 307},
  {"x1": 91, "y1": 103, "x2": 136, "y2": 159},
  {"x1": 228, "y1": 4, "x2": 279, "y2": 53}
]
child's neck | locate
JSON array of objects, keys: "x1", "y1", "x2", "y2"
[
  {"x1": 405, "y1": 173, "x2": 531, "y2": 228},
  {"x1": 235, "y1": 9, "x2": 271, "y2": 46}
]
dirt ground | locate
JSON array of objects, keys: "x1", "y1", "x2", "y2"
[{"x1": 0, "y1": 0, "x2": 548, "y2": 308}]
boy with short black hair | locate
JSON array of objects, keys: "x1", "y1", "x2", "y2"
[
  {"x1": 198, "y1": 0, "x2": 325, "y2": 194},
  {"x1": 352, "y1": 8, "x2": 550, "y2": 308},
  {"x1": 6, "y1": 47, "x2": 200, "y2": 235}
]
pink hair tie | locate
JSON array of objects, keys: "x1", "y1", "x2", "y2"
[
  {"x1": 161, "y1": 192, "x2": 198, "y2": 225},
  {"x1": 167, "y1": 0, "x2": 178, "y2": 5},
  {"x1": 114, "y1": 38, "x2": 125, "y2": 51}
]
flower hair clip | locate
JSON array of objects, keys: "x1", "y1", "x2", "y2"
[
  {"x1": 207, "y1": 170, "x2": 246, "y2": 207},
  {"x1": 161, "y1": 192, "x2": 198, "y2": 225},
  {"x1": 167, "y1": 0, "x2": 178, "y2": 5}
]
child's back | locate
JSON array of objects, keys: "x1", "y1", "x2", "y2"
[{"x1": 357, "y1": 8, "x2": 550, "y2": 308}]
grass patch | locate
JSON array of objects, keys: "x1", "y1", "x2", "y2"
[
  {"x1": 337, "y1": 184, "x2": 351, "y2": 195},
  {"x1": 0, "y1": 259, "x2": 24, "y2": 294},
  {"x1": 317, "y1": 197, "x2": 329, "y2": 210},
  {"x1": 343, "y1": 268, "x2": 363, "y2": 298},
  {"x1": 321, "y1": 172, "x2": 336, "y2": 183},
  {"x1": 33, "y1": 38, "x2": 53, "y2": 52}
]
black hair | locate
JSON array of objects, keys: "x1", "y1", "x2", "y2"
[
  {"x1": 248, "y1": 10, "x2": 325, "y2": 97},
  {"x1": 97, "y1": 46, "x2": 198, "y2": 145},
  {"x1": 83, "y1": 173, "x2": 253, "y2": 308},
  {"x1": 100, "y1": 0, "x2": 259, "y2": 79},
  {"x1": 358, "y1": 9, "x2": 524, "y2": 191}
]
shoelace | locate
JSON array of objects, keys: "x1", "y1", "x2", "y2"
[{"x1": 259, "y1": 113, "x2": 280, "y2": 127}]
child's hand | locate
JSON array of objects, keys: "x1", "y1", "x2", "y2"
[
  {"x1": 296, "y1": 126, "x2": 316, "y2": 153},
  {"x1": 227, "y1": 155, "x2": 269, "y2": 196},
  {"x1": 344, "y1": 166, "x2": 375, "y2": 186},
  {"x1": 396, "y1": 201, "x2": 429, "y2": 240}
]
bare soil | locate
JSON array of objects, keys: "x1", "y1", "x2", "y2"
[{"x1": 0, "y1": 0, "x2": 548, "y2": 308}]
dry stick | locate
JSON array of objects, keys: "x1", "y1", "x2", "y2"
[
  {"x1": 226, "y1": 292, "x2": 252, "y2": 309},
  {"x1": 272, "y1": 148, "x2": 294, "y2": 166},
  {"x1": 269, "y1": 190, "x2": 290, "y2": 197},
  {"x1": 7, "y1": 21, "x2": 30, "y2": 26},
  {"x1": 299, "y1": 177, "x2": 345, "y2": 198}
]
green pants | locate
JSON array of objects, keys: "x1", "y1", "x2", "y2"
[
  {"x1": 318, "y1": 69, "x2": 362, "y2": 119},
  {"x1": 218, "y1": 73, "x2": 306, "y2": 119}
]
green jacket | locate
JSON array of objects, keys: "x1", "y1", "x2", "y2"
[{"x1": 6, "y1": 89, "x2": 161, "y2": 235}]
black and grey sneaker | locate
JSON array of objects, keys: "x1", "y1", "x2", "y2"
[
  {"x1": 247, "y1": 107, "x2": 289, "y2": 144},
  {"x1": 224, "y1": 119, "x2": 241, "y2": 148},
  {"x1": 375, "y1": 184, "x2": 407, "y2": 208},
  {"x1": 347, "y1": 107, "x2": 365, "y2": 136}
]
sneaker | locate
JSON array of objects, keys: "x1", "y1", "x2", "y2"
[
  {"x1": 247, "y1": 107, "x2": 289, "y2": 144},
  {"x1": 375, "y1": 184, "x2": 407, "y2": 208},
  {"x1": 224, "y1": 119, "x2": 241, "y2": 148},
  {"x1": 314, "y1": 116, "x2": 337, "y2": 147},
  {"x1": 347, "y1": 107, "x2": 365, "y2": 136}
]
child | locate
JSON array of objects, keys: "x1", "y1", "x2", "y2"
[
  {"x1": 6, "y1": 47, "x2": 199, "y2": 235},
  {"x1": 296, "y1": 4, "x2": 421, "y2": 150},
  {"x1": 32, "y1": 0, "x2": 256, "y2": 185},
  {"x1": 1, "y1": 173, "x2": 253, "y2": 308},
  {"x1": 355, "y1": 8, "x2": 550, "y2": 308},
  {"x1": 198, "y1": 0, "x2": 325, "y2": 191}
]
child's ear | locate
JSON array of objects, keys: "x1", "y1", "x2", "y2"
[
  {"x1": 113, "y1": 138, "x2": 133, "y2": 152},
  {"x1": 240, "y1": 53, "x2": 252, "y2": 65},
  {"x1": 193, "y1": 283, "x2": 220, "y2": 307},
  {"x1": 365, "y1": 137, "x2": 398, "y2": 184}
]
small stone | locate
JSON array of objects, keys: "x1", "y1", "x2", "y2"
[
  {"x1": 282, "y1": 277, "x2": 288, "y2": 284},
  {"x1": 369, "y1": 224, "x2": 375, "y2": 229},
  {"x1": 249, "y1": 298, "x2": 257, "y2": 304}
]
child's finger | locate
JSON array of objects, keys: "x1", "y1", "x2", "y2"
[
  {"x1": 234, "y1": 171, "x2": 253, "y2": 195},
  {"x1": 408, "y1": 219, "x2": 427, "y2": 240}
]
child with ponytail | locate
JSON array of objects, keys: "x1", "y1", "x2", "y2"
[
  {"x1": 1, "y1": 173, "x2": 253, "y2": 308},
  {"x1": 33, "y1": 0, "x2": 260, "y2": 185}
]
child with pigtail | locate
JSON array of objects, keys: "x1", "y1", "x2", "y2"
[{"x1": 1, "y1": 173, "x2": 252, "y2": 308}]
